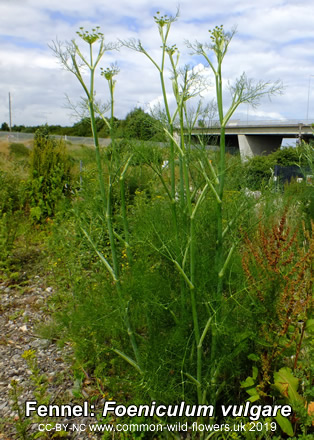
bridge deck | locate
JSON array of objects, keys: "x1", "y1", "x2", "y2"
[
  {"x1": 191, "y1": 120, "x2": 314, "y2": 137},
  {"x1": 186, "y1": 120, "x2": 313, "y2": 157}
]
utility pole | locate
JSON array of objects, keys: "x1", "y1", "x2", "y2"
[
  {"x1": 8, "y1": 92, "x2": 12, "y2": 131},
  {"x1": 306, "y1": 75, "x2": 314, "y2": 120}
]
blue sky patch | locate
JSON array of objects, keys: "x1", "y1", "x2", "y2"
[
  {"x1": 0, "y1": 34, "x2": 45, "y2": 50},
  {"x1": 47, "y1": 10, "x2": 82, "y2": 26},
  {"x1": 116, "y1": 16, "x2": 142, "y2": 33}
]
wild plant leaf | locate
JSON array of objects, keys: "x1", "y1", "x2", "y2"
[
  {"x1": 275, "y1": 412, "x2": 294, "y2": 437},
  {"x1": 113, "y1": 349, "x2": 142, "y2": 374},
  {"x1": 247, "y1": 353, "x2": 260, "y2": 362},
  {"x1": 305, "y1": 319, "x2": 314, "y2": 334},
  {"x1": 240, "y1": 374, "x2": 255, "y2": 389},
  {"x1": 255, "y1": 337, "x2": 274, "y2": 347},
  {"x1": 247, "y1": 394, "x2": 260, "y2": 402},
  {"x1": 252, "y1": 366, "x2": 258, "y2": 379},
  {"x1": 273, "y1": 367, "x2": 302, "y2": 403},
  {"x1": 278, "y1": 334, "x2": 291, "y2": 348},
  {"x1": 240, "y1": 367, "x2": 260, "y2": 401}
]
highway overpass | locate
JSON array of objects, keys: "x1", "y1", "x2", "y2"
[{"x1": 188, "y1": 120, "x2": 314, "y2": 158}]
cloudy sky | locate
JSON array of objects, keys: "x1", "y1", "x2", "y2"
[{"x1": 1, "y1": 0, "x2": 314, "y2": 127}]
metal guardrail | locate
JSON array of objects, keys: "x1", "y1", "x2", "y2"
[
  {"x1": 0, "y1": 131, "x2": 111, "y2": 147},
  {"x1": 0, "y1": 132, "x2": 34, "y2": 141}
]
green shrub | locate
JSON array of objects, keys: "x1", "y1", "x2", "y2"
[
  {"x1": 123, "y1": 107, "x2": 166, "y2": 142},
  {"x1": 244, "y1": 144, "x2": 313, "y2": 191},
  {"x1": 272, "y1": 145, "x2": 299, "y2": 166},
  {"x1": 28, "y1": 127, "x2": 72, "y2": 221},
  {"x1": 0, "y1": 170, "x2": 27, "y2": 265},
  {"x1": 244, "y1": 155, "x2": 273, "y2": 190},
  {"x1": 0, "y1": 171, "x2": 25, "y2": 214}
]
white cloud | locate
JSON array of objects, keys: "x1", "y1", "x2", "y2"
[{"x1": 0, "y1": 0, "x2": 314, "y2": 125}]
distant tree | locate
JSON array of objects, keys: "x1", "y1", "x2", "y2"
[
  {"x1": 71, "y1": 117, "x2": 93, "y2": 137},
  {"x1": 1, "y1": 122, "x2": 9, "y2": 131},
  {"x1": 48, "y1": 125, "x2": 67, "y2": 135},
  {"x1": 123, "y1": 107, "x2": 165, "y2": 141},
  {"x1": 23, "y1": 126, "x2": 38, "y2": 133},
  {"x1": 70, "y1": 117, "x2": 111, "y2": 137},
  {"x1": 12, "y1": 125, "x2": 21, "y2": 132}
]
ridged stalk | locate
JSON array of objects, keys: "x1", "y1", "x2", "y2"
[{"x1": 61, "y1": 33, "x2": 140, "y2": 367}]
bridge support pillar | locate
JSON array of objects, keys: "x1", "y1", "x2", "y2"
[{"x1": 238, "y1": 134, "x2": 283, "y2": 159}]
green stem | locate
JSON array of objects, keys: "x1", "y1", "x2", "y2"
[
  {"x1": 89, "y1": 102, "x2": 107, "y2": 207},
  {"x1": 87, "y1": 44, "x2": 139, "y2": 367},
  {"x1": 208, "y1": 58, "x2": 226, "y2": 405},
  {"x1": 216, "y1": 124, "x2": 226, "y2": 299},
  {"x1": 160, "y1": 62, "x2": 176, "y2": 201},
  {"x1": 120, "y1": 175, "x2": 132, "y2": 264},
  {"x1": 178, "y1": 98, "x2": 203, "y2": 403}
]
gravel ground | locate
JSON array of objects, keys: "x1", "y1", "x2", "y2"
[{"x1": 0, "y1": 276, "x2": 103, "y2": 439}]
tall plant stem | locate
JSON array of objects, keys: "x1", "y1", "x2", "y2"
[
  {"x1": 97, "y1": 75, "x2": 139, "y2": 363},
  {"x1": 63, "y1": 34, "x2": 140, "y2": 367},
  {"x1": 133, "y1": 18, "x2": 186, "y2": 313},
  {"x1": 178, "y1": 99, "x2": 203, "y2": 402},
  {"x1": 216, "y1": 125, "x2": 226, "y2": 299},
  {"x1": 159, "y1": 77, "x2": 181, "y2": 282},
  {"x1": 108, "y1": 72, "x2": 133, "y2": 264},
  {"x1": 86, "y1": 59, "x2": 121, "y2": 286},
  {"x1": 160, "y1": 72, "x2": 176, "y2": 202},
  {"x1": 160, "y1": 71, "x2": 181, "y2": 263},
  {"x1": 89, "y1": 103, "x2": 107, "y2": 205},
  {"x1": 195, "y1": 39, "x2": 227, "y2": 405},
  {"x1": 210, "y1": 84, "x2": 226, "y2": 405}
]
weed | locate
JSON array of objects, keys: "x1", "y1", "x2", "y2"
[
  {"x1": 28, "y1": 127, "x2": 72, "y2": 222},
  {"x1": 9, "y1": 142, "x2": 30, "y2": 158},
  {"x1": 242, "y1": 214, "x2": 313, "y2": 388},
  {"x1": 7, "y1": 350, "x2": 67, "y2": 439},
  {"x1": 9, "y1": 380, "x2": 31, "y2": 440}
]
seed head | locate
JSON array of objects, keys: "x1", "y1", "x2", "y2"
[{"x1": 76, "y1": 26, "x2": 103, "y2": 44}]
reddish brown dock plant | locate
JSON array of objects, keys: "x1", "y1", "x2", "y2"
[{"x1": 242, "y1": 213, "x2": 313, "y2": 392}]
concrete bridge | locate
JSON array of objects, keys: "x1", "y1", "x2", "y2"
[{"x1": 188, "y1": 120, "x2": 314, "y2": 158}]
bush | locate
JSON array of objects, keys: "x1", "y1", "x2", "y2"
[
  {"x1": 0, "y1": 171, "x2": 25, "y2": 214},
  {"x1": 123, "y1": 108, "x2": 166, "y2": 142},
  {"x1": 272, "y1": 145, "x2": 300, "y2": 166},
  {"x1": 244, "y1": 144, "x2": 313, "y2": 190},
  {"x1": 28, "y1": 127, "x2": 72, "y2": 221},
  {"x1": 244, "y1": 155, "x2": 273, "y2": 190},
  {"x1": 0, "y1": 170, "x2": 27, "y2": 265}
]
